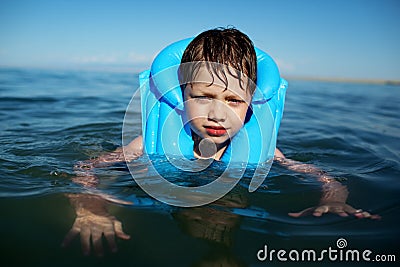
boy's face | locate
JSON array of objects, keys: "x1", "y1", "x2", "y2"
[{"x1": 183, "y1": 66, "x2": 252, "y2": 149}]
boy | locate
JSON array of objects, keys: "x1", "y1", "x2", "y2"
[{"x1": 64, "y1": 28, "x2": 378, "y2": 256}]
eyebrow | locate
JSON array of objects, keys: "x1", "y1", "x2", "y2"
[{"x1": 190, "y1": 87, "x2": 246, "y2": 100}]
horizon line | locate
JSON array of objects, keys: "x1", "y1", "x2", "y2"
[{"x1": 1, "y1": 64, "x2": 399, "y2": 86}]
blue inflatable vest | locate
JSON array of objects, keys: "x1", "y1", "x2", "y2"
[{"x1": 139, "y1": 38, "x2": 287, "y2": 164}]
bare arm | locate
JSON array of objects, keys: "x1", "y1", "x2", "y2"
[
  {"x1": 274, "y1": 148, "x2": 380, "y2": 219},
  {"x1": 73, "y1": 135, "x2": 143, "y2": 185}
]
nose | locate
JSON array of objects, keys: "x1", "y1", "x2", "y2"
[{"x1": 208, "y1": 99, "x2": 226, "y2": 122}]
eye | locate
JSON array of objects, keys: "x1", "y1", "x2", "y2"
[
  {"x1": 192, "y1": 95, "x2": 212, "y2": 103},
  {"x1": 226, "y1": 98, "x2": 246, "y2": 106}
]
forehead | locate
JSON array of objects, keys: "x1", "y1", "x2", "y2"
[{"x1": 190, "y1": 66, "x2": 251, "y2": 98}]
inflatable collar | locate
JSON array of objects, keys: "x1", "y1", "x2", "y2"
[{"x1": 139, "y1": 38, "x2": 287, "y2": 164}]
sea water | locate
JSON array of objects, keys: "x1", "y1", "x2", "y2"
[{"x1": 0, "y1": 68, "x2": 399, "y2": 266}]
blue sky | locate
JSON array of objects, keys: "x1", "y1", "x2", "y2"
[{"x1": 0, "y1": 0, "x2": 399, "y2": 80}]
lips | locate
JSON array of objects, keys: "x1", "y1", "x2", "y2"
[{"x1": 204, "y1": 125, "x2": 228, "y2": 136}]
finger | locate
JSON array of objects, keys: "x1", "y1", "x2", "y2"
[
  {"x1": 345, "y1": 207, "x2": 364, "y2": 218},
  {"x1": 360, "y1": 211, "x2": 371, "y2": 218},
  {"x1": 288, "y1": 207, "x2": 315, "y2": 218},
  {"x1": 348, "y1": 208, "x2": 366, "y2": 218},
  {"x1": 330, "y1": 206, "x2": 349, "y2": 217},
  {"x1": 114, "y1": 221, "x2": 130, "y2": 240},
  {"x1": 104, "y1": 230, "x2": 118, "y2": 253},
  {"x1": 336, "y1": 212, "x2": 349, "y2": 217},
  {"x1": 355, "y1": 211, "x2": 381, "y2": 220},
  {"x1": 61, "y1": 228, "x2": 80, "y2": 248},
  {"x1": 91, "y1": 229, "x2": 104, "y2": 257},
  {"x1": 346, "y1": 207, "x2": 381, "y2": 220},
  {"x1": 80, "y1": 226, "x2": 91, "y2": 256},
  {"x1": 370, "y1": 214, "x2": 382, "y2": 220},
  {"x1": 313, "y1": 205, "x2": 329, "y2": 217},
  {"x1": 343, "y1": 205, "x2": 359, "y2": 214}
]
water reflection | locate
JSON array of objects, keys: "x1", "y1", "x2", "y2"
[
  {"x1": 62, "y1": 151, "x2": 382, "y2": 263},
  {"x1": 63, "y1": 167, "x2": 255, "y2": 266},
  {"x1": 62, "y1": 185, "x2": 251, "y2": 265},
  {"x1": 173, "y1": 188, "x2": 248, "y2": 266}
]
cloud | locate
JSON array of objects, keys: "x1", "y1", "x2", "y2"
[
  {"x1": 127, "y1": 52, "x2": 153, "y2": 64},
  {"x1": 71, "y1": 51, "x2": 153, "y2": 66},
  {"x1": 72, "y1": 54, "x2": 119, "y2": 64},
  {"x1": 275, "y1": 58, "x2": 296, "y2": 73}
]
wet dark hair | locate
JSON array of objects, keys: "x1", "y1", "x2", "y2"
[{"x1": 179, "y1": 27, "x2": 257, "y2": 95}]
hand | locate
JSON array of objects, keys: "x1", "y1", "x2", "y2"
[
  {"x1": 62, "y1": 209, "x2": 130, "y2": 256},
  {"x1": 63, "y1": 194, "x2": 130, "y2": 257},
  {"x1": 288, "y1": 202, "x2": 381, "y2": 219}
]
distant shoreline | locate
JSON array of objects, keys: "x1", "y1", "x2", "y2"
[
  {"x1": 285, "y1": 76, "x2": 400, "y2": 86},
  {"x1": 1, "y1": 65, "x2": 399, "y2": 86}
]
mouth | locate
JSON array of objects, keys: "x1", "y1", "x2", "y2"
[{"x1": 204, "y1": 125, "x2": 228, "y2": 136}]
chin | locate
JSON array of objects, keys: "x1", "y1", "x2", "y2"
[{"x1": 205, "y1": 135, "x2": 230, "y2": 146}]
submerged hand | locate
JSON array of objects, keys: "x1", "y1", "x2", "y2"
[
  {"x1": 62, "y1": 212, "x2": 130, "y2": 256},
  {"x1": 288, "y1": 202, "x2": 381, "y2": 219},
  {"x1": 63, "y1": 194, "x2": 130, "y2": 257}
]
